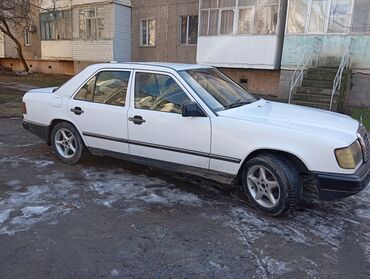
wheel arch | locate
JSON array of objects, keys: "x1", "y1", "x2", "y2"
[
  {"x1": 48, "y1": 119, "x2": 87, "y2": 146},
  {"x1": 235, "y1": 149, "x2": 310, "y2": 185}
]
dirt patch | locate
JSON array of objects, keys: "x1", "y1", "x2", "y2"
[
  {"x1": 0, "y1": 73, "x2": 70, "y2": 118},
  {"x1": 0, "y1": 73, "x2": 70, "y2": 88}
]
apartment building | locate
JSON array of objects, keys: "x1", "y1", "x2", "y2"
[
  {"x1": 195, "y1": 0, "x2": 287, "y2": 98},
  {"x1": 131, "y1": 0, "x2": 199, "y2": 63},
  {"x1": 1, "y1": 0, "x2": 370, "y2": 108},
  {"x1": 0, "y1": 0, "x2": 132, "y2": 74},
  {"x1": 279, "y1": 0, "x2": 370, "y2": 107}
]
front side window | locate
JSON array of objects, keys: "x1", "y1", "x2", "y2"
[
  {"x1": 40, "y1": 10, "x2": 72, "y2": 40},
  {"x1": 74, "y1": 71, "x2": 130, "y2": 106},
  {"x1": 180, "y1": 16, "x2": 198, "y2": 45},
  {"x1": 135, "y1": 72, "x2": 191, "y2": 114},
  {"x1": 79, "y1": 7, "x2": 104, "y2": 40},
  {"x1": 140, "y1": 19, "x2": 155, "y2": 46},
  {"x1": 179, "y1": 68, "x2": 256, "y2": 112}
]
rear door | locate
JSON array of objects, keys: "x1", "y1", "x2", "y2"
[
  {"x1": 67, "y1": 69, "x2": 132, "y2": 154},
  {"x1": 127, "y1": 70, "x2": 211, "y2": 169}
]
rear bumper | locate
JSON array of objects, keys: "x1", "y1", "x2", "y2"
[
  {"x1": 315, "y1": 160, "x2": 370, "y2": 200},
  {"x1": 22, "y1": 119, "x2": 49, "y2": 143}
]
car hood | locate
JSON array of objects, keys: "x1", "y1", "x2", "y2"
[{"x1": 217, "y1": 99, "x2": 359, "y2": 141}]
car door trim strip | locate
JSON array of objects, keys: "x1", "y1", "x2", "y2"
[{"x1": 82, "y1": 132, "x2": 241, "y2": 163}]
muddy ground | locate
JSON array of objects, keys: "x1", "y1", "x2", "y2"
[{"x1": 0, "y1": 118, "x2": 369, "y2": 278}]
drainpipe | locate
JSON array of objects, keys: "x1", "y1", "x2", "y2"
[{"x1": 274, "y1": 0, "x2": 288, "y2": 70}]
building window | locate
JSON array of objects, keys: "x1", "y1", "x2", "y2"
[
  {"x1": 238, "y1": 8, "x2": 253, "y2": 34},
  {"x1": 220, "y1": 10, "x2": 234, "y2": 35},
  {"x1": 79, "y1": 7, "x2": 104, "y2": 40},
  {"x1": 328, "y1": 0, "x2": 352, "y2": 33},
  {"x1": 24, "y1": 28, "x2": 31, "y2": 46},
  {"x1": 352, "y1": 0, "x2": 370, "y2": 33},
  {"x1": 287, "y1": 0, "x2": 308, "y2": 33},
  {"x1": 180, "y1": 16, "x2": 198, "y2": 45},
  {"x1": 287, "y1": 0, "x2": 370, "y2": 34},
  {"x1": 40, "y1": 10, "x2": 72, "y2": 40},
  {"x1": 140, "y1": 19, "x2": 155, "y2": 46},
  {"x1": 199, "y1": 0, "x2": 278, "y2": 36},
  {"x1": 308, "y1": 0, "x2": 329, "y2": 33}
]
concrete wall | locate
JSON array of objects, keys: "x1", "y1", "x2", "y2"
[
  {"x1": 72, "y1": 40, "x2": 114, "y2": 61},
  {"x1": 220, "y1": 68, "x2": 281, "y2": 98},
  {"x1": 0, "y1": 58, "x2": 74, "y2": 75},
  {"x1": 197, "y1": 36, "x2": 279, "y2": 69},
  {"x1": 131, "y1": 0, "x2": 198, "y2": 63},
  {"x1": 277, "y1": 70, "x2": 293, "y2": 100},
  {"x1": 281, "y1": 35, "x2": 370, "y2": 70},
  {"x1": 41, "y1": 41, "x2": 73, "y2": 60},
  {"x1": 347, "y1": 72, "x2": 370, "y2": 107}
]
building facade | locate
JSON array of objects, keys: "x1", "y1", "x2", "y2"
[
  {"x1": 0, "y1": 0, "x2": 132, "y2": 75},
  {"x1": 279, "y1": 0, "x2": 370, "y2": 107},
  {"x1": 1, "y1": 0, "x2": 370, "y2": 108},
  {"x1": 195, "y1": 0, "x2": 287, "y2": 98},
  {"x1": 131, "y1": 0, "x2": 199, "y2": 63}
]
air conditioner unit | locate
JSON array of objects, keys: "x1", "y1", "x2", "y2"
[{"x1": 28, "y1": 25, "x2": 37, "y2": 33}]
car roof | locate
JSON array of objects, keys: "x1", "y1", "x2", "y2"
[{"x1": 86, "y1": 62, "x2": 213, "y2": 72}]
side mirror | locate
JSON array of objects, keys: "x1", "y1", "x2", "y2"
[{"x1": 181, "y1": 101, "x2": 207, "y2": 117}]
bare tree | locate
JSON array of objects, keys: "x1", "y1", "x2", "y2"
[{"x1": 0, "y1": 0, "x2": 38, "y2": 72}]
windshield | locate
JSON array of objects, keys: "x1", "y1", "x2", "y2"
[{"x1": 179, "y1": 68, "x2": 256, "y2": 112}]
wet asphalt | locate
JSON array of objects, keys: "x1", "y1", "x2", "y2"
[{"x1": 0, "y1": 118, "x2": 369, "y2": 279}]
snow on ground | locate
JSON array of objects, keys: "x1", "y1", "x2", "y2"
[
  {"x1": 82, "y1": 168, "x2": 202, "y2": 210},
  {"x1": 0, "y1": 156, "x2": 202, "y2": 235},
  {"x1": 0, "y1": 152, "x2": 369, "y2": 276}
]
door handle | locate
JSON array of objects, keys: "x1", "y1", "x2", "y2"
[
  {"x1": 129, "y1": 115, "x2": 146, "y2": 125},
  {"x1": 70, "y1": 107, "x2": 84, "y2": 115}
]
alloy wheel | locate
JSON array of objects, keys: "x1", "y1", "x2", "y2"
[
  {"x1": 54, "y1": 128, "x2": 77, "y2": 159},
  {"x1": 246, "y1": 165, "x2": 281, "y2": 208}
]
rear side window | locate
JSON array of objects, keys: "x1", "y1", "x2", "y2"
[
  {"x1": 74, "y1": 71, "x2": 131, "y2": 106},
  {"x1": 75, "y1": 76, "x2": 96, "y2": 102}
]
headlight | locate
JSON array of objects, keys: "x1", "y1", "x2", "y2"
[{"x1": 335, "y1": 140, "x2": 363, "y2": 169}]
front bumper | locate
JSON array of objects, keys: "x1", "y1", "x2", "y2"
[
  {"x1": 315, "y1": 159, "x2": 370, "y2": 200},
  {"x1": 22, "y1": 119, "x2": 49, "y2": 143}
]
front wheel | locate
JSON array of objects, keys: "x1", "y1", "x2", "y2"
[
  {"x1": 51, "y1": 122, "x2": 86, "y2": 164},
  {"x1": 242, "y1": 153, "x2": 302, "y2": 216}
]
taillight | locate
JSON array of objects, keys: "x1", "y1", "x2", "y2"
[{"x1": 21, "y1": 102, "x2": 27, "y2": 114}]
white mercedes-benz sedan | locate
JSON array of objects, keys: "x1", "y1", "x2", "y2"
[{"x1": 22, "y1": 62, "x2": 370, "y2": 215}]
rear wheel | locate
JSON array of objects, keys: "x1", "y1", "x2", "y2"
[
  {"x1": 242, "y1": 153, "x2": 302, "y2": 216},
  {"x1": 51, "y1": 122, "x2": 86, "y2": 164}
]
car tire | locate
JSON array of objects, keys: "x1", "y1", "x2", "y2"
[
  {"x1": 242, "y1": 153, "x2": 302, "y2": 216},
  {"x1": 51, "y1": 122, "x2": 87, "y2": 164}
]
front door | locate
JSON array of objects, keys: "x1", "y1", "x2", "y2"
[
  {"x1": 127, "y1": 70, "x2": 211, "y2": 169},
  {"x1": 68, "y1": 70, "x2": 132, "y2": 154}
]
